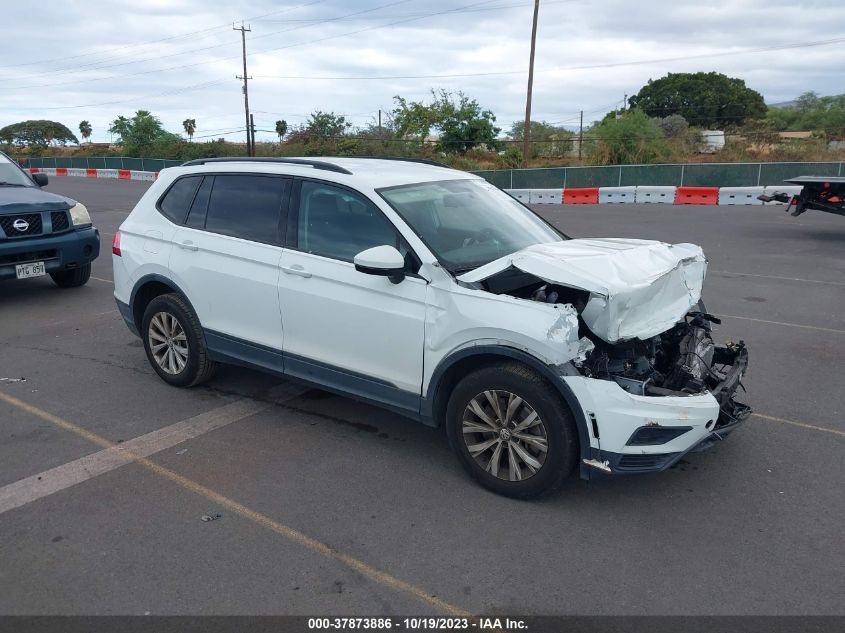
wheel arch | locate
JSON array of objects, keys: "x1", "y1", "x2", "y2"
[
  {"x1": 423, "y1": 345, "x2": 591, "y2": 461},
  {"x1": 129, "y1": 274, "x2": 197, "y2": 334}
]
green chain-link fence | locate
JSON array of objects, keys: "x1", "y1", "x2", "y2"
[
  {"x1": 18, "y1": 156, "x2": 183, "y2": 171},
  {"x1": 16, "y1": 157, "x2": 845, "y2": 187},
  {"x1": 473, "y1": 161, "x2": 845, "y2": 188}
]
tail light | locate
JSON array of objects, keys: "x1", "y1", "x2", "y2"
[{"x1": 112, "y1": 230, "x2": 122, "y2": 256}]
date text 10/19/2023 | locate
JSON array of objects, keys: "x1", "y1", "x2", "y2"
[{"x1": 307, "y1": 617, "x2": 528, "y2": 630}]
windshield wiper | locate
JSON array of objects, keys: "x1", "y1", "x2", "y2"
[{"x1": 0, "y1": 182, "x2": 27, "y2": 187}]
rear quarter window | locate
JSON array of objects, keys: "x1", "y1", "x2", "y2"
[{"x1": 157, "y1": 176, "x2": 202, "y2": 224}]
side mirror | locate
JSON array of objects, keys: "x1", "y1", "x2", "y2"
[
  {"x1": 354, "y1": 245, "x2": 406, "y2": 284},
  {"x1": 32, "y1": 173, "x2": 48, "y2": 187}
]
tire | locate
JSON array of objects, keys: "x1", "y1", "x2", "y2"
[
  {"x1": 50, "y1": 263, "x2": 91, "y2": 288},
  {"x1": 141, "y1": 293, "x2": 217, "y2": 387},
  {"x1": 445, "y1": 362, "x2": 579, "y2": 499}
]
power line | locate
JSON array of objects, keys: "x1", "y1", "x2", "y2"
[
  {"x1": 0, "y1": 0, "x2": 331, "y2": 73},
  {"x1": 35, "y1": 79, "x2": 230, "y2": 110},
  {"x1": 243, "y1": 36, "x2": 845, "y2": 83},
  {"x1": 253, "y1": 0, "x2": 573, "y2": 23},
  {"x1": 8, "y1": 0, "x2": 417, "y2": 84},
  {"x1": 11, "y1": 0, "x2": 508, "y2": 91}
]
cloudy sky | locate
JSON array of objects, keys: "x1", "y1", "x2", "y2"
[{"x1": 3, "y1": 0, "x2": 844, "y2": 143}]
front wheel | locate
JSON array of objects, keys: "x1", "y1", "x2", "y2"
[
  {"x1": 50, "y1": 263, "x2": 91, "y2": 288},
  {"x1": 446, "y1": 363, "x2": 579, "y2": 499},
  {"x1": 141, "y1": 293, "x2": 217, "y2": 387}
]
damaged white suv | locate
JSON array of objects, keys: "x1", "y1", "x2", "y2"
[{"x1": 114, "y1": 157, "x2": 750, "y2": 498}]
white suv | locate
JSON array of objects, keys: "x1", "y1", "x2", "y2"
[{"x1": 113, "y1": 157, "x2": 750, "y2": 498}]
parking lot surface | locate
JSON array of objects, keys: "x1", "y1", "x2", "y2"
[{"x1": 1, "y1": 177, "x2": 843, "y2": 615}]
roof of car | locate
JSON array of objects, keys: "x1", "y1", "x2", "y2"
[{"x1": 171, "y1": 156, "x2": 480, "y2": 189}]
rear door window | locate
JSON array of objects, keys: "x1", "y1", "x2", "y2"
[
  {"x1": 204, "y1": 175, "x2": 289, "y2": 244},
  {"x1": 185, "y1": 176, "x2": 212, "y2": 229}
]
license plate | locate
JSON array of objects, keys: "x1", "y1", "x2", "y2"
[{"x1": 15, "y1": 261, "x2": 46, "y2": 279}]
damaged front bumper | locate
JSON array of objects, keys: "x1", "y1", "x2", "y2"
[{"x1": 563, "y1": 344, "x2": 751, "y2": 478}]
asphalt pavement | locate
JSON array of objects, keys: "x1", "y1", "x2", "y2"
[{"x1": 0, "y1": 177, "x2": 842, "y2": 616}]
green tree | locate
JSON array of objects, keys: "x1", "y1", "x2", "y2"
[
  {"x1": 392, "y1": 90, "x2": 499, "y2": 154},
  {"x1": 586, "y1": 108, "x2": 669, "y2": 165},
  {"x1": 434, "y1": 90, "x2": 500, "y2": 154},
  {"x1": 392, "y1": 95, "x2": 440, "y2": 141},
  {"x1": 78, "y1": 120, "x2": 93, "y2": 143},
  {"x1": 275, "y1": 119, "x2": 288, "y2": 142},
  {"x1": 108, "y1": 110, "x2": 178, "y2": 155},
  {"x1": 305, "y1": 111, "x2": 350, "y2": 139},
  {"x1": 628, "y1": 72, "x2": 766, "y2": 127},
  {"x1": 765, "y1": 91, "x2": 845, "y2": 132},
  {"x1": 508, "y1": 120, "x2": 573, "y2": 157},
  {"x1": 0, "y1": 120, "x2": 79, "y2": 146},
  {"x1": 182, "y1": 118, "x2": 196, "y2": 142}
]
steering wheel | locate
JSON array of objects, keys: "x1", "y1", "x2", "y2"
[{"x1": 464, "y1": 227, "x2": 500, "y2": 247}]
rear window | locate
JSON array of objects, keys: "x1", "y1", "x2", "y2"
[
  {"x1": 158, "y1": 176, "x2": 201, "y2": 224},
  {"x1": 204, "y1": 175, "x2": 288, "y2": 244}
]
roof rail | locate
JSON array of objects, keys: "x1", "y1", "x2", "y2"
[
  {"x1": 347, "y1": 156, "x2": 450, "y2": 168},
  {"x1": 180, "y1": 157, "x2": 352, "y2": 174}
]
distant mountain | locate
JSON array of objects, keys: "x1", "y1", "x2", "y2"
[
  {"x1": 768, "y1": 100, "x2": 799, "y2": 109},
  {"x1": 768, "y1": 94, "x2": 845, "y2": 109}
]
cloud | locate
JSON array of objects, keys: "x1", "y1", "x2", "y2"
[{"x1": 2, "y1": 0, "x2": 844, "y2": 142}]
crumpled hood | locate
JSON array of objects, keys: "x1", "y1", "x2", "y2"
[
  {"x1": 458, "y1": 238, "x2": 707, "y2": 343},
  {"x1": 0, "y1": 187, "x2": 75, "y2": 215}
]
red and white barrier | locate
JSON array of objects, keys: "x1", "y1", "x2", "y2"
[
  {"x1": 507, "y1": 185, "x2": 795, "y2": 205},
  {"x1": 29, "y1": 167, "x2": 158, "y2": 180}
]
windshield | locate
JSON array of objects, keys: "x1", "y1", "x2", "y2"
[
  {"x1": 379, "y1": 179, "x2": 563, "y2": 273},
  {"x1": 0, "y1": 156, "x2": 34, "y2": 187}
]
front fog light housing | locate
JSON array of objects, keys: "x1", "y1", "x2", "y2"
[{"x1": 69, "y1": 203, "x2": 91, "y2": 227}]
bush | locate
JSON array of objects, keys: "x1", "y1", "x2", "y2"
[{"x1": 586, "y1": 109, "x2": 670, "y2": 165}]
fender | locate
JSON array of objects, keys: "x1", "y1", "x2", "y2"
[
  {"x1": 128, "y1": 273, "x2": 198, "y2": 332},
  {"x1": 423, "y1": 344, "x2": 591, "y2": 465}
]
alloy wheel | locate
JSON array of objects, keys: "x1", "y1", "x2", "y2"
[
  {"x1": 148, "y1": 311, "x2": 189, "y2": 375},
  {"x1": 461, "y1": 390, "x2": 548, "y2": 481}
]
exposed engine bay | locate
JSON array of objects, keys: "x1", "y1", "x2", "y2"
[{"x1": 479, "y1": 269, "x2": 751, "y2": 429}]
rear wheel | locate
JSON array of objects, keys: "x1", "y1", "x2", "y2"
[
  {"x1": 141, "y1": 293, "x2": 216, "y2": 387},
  {"x1": 446, "y1": 362, "x2": 579, "y2": 499},
  {"x1": 50, "y1": 264, "x2": 91, "y2": 288}
]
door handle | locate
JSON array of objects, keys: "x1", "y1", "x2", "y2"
[
  {"x1": 281, "y1": 264, "x2": 311, "y2": 278},
  {"x1": 178, "y1": 240, "x2": 198, "y2": 251}
]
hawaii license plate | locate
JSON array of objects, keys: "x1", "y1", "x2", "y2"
[{"x1": 15, "y1": 261, "x2": 46, "y2": 279}]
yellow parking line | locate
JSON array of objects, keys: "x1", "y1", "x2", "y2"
[
  {"x1": 0, "y1": 390, "x2": 470, "y2": 617},
  {"x1": 90, "y1": 275, "x2": 113, "y2": 284},
  {"x1": 752, "y1": 412, "x2": 844, "y2": 437}
]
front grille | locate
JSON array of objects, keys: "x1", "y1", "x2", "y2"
[
  {"x1": 0, "y1": 249, "x2": 58, "y2": 266},
  {"x1": 0, "y1": 213, "x2": 42, "y2": 238},
  {"x1": 617, "y1": 453, "x2": 674, "y2": 471},
  {"x1": 51, "y1": 211, "x2": 70, "y2": 232}
]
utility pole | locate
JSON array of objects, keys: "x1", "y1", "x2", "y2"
[
  {"x1": 378, "y1": 109, "x2": 382, "y2": 134},
  {"x1": 234, "y1": 22, "x2": 253, "y2": 156},
  {"x1": 578, "y1": 110, "x2": 583, "y2": 161},
  {"x1": 250, "y1": 113, "x2": 256, "y2": 155},
  {"x1": 522, "y1": 0, "x2": 540, "y2": 166},
  {"x1": 623, "y1": 94, "x2": 627, "y2": 111}
]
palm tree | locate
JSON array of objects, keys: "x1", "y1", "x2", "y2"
[
  {"x1": 78, "y1": 120, "x2": 92, "y2": 143},
  {"x1": 275, "y1": 119, "x2": 288, "y2": 143},
  {"x1": 182, "y1": 118, "x2": 196, "y2": 142}
]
